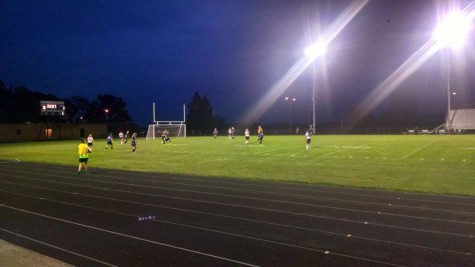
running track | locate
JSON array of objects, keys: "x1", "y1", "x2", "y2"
[{"x1": 1, "y1": 160, "x2": 474, "y2": 266}]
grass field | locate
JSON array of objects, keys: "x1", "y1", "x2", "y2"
[{"x1": 1, "y1": 135, "x2": 474, "y2": 196}]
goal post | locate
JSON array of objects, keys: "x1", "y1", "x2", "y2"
[
  {"x1": 146, "y1": 103, "x2": 187, "y2": 140},
  {"x1": 146, "y1": 122, "x2": 186, "y2": 140}
]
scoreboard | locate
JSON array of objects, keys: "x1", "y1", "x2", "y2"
[{"x1": 41, "y1": 100, "x2": 66, "y2": 116}]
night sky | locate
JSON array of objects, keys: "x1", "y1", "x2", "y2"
[{"x1": 1, "y1": 0, "x2": 474, "y2": 126}]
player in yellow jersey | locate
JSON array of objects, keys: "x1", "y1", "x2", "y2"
[{"x1": 77, "y1": 138, "x2": 91, "y2": 175}]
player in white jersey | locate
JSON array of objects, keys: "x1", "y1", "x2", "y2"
[
  {"x1": 119, "y1": 131, "x2": 124, "y2": 144},
  {"x1": 305, "y1": 130, "x2": 311, "y2": 150},
  {"x1": 244, "y1": 129, "x2": 250, "y2": 144},
  {"x1": 87, "y1": 134, "x2": 95, "y2": 151}
]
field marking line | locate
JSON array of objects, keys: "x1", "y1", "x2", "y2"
[
  {"x1": 0, "y1": 228, "x2": 117, "y2": 267},
  {"x1": 400, "y1": 141, "x2": 435, "y2": 160},
  {"x1": 2, "y1": 179, "x2": 474, "y2": 239},
  {"x1": 3, "y1": 188, "x2": 473, "y2": 257},
  {"x1": 0, "y1": 204, "x2": 259, "y2": 267}
]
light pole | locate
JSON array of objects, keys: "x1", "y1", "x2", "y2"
[
  {"x1": 284, "y1": 97, "x2": 296, "y2": 134},
  {"x1": 433, "y1": 11, "x2": 471, "y2": 131},
  {"x1": 304, "y1": 40, "x2": 327, "y2": 133}
]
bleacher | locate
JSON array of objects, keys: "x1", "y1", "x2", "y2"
[{"x1": 447, "y1": 109, "x2": 475, "y2": 130}]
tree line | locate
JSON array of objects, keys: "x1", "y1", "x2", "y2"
[
  {"x1": 186, "y1": 91, "x2": 226, "y2": 134},
  {"x1": 0, "y1": 81, "x2": 132, "y2": 123},
  {"x1": 0, "y1": 81, "x2": 226, "y2": 133}
]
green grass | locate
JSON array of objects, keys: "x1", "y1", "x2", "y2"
[{"x1": 1, "y1": 135, "x2": 474, "y2": 196}]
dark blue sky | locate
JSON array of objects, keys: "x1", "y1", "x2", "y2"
[{"x1": 1, "y1": 0, "x2": 474, "y2": 126}]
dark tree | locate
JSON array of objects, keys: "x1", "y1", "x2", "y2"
[
  {"x1": 187, "y1": 92, "x2": 203, "y2": 130},
  {"x1": 85, "y1": 94, "x2": 132, "y2": 123},
  {"x1": 64, "y1": 96, "x2": 90, "y2": 123},
  {"x1": 0, "y1": 84, "x2": 59, "y2": 123},
  {"x1": 186, "y1": 91, "x2": 226, "y2": 134},
  {"x1": 0, "y1": 81, "x2": 13, "y2": 117},
  {"x1": 0, "y1": 81, "x2": 134, "y2": 124}
]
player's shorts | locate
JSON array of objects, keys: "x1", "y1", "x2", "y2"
[
  {"x1": 306, "y1": 139, "x2": 311, "y2": 144},
  {"x1": 245, "y1": 136, "x2": 249, "y2": 140},
  {"x1": 88, "y1": 143, "x2": 93, "y2": 147},
  {"x1": 131, "y1": 140, "x2": 136, "y2": 146},
  {"x1": 107, "y1": 141, "x2": 112, "y2": 145},
  {"x1": 79, "y1": 157, "x2": 88, "y2": 163}
]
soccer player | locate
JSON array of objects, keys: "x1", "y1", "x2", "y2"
[
  {"x1": 257, "y1": 125, "x2": 264, "y2": 144},
  {"x1": 131, "y1": 132, "x2": 137, "y2": 152},
  {"x1": 213, "y1": 128, "x2": 218, "y2": 139},
  {"x1": 87, "y1": 134, "x2": 95, "y2": 151},
  {"x1": 124, "y1": 130, "x2": 129, "y2": 144},
  {"x1": 305, "y1": 130, "x2": 311, "y2": 150},
  {"x1": 244, "y1": 128, "x2": 250, "y2": 144},
  {"x1": 162, "y1": 130, "x2": 170, "y2": 144},
  {"x1": 231, "y1": 127, "x2": 235, "y2": 139},
  {"x1": 119, "y1": 131, "x2": 124, "y2": 144},
  {"x1": 77, "y1": 138, "x2": 90, "y2": 175},
  {"x1": 105, "y1": 132, "x2": 113, "y2": 150}
]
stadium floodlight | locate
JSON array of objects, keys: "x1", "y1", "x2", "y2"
[
  {"x1": 433, "y1": 12, "x2": 472, "y2": 49},
  {"x1": 304, "y1": 40, "x2": 327, "y2": 59},
  {"x1": 305, "y1": 40, "x2": 327, "y2": 132},
  {"x1": 433, "y1": 11, "x2": 472, "y2": 131}
]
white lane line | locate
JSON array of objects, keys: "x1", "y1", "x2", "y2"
[
  {"x1": 1, "y1": 205, "x2": 258, "y2": 267},
  {"x1": 2, "y1": 181, "x2": 473, "y2": 240},
  {"x1": 3, "y1": 176, "x2": 474, "y2": 227},
  {"x1": 0, "y1": 203, "x2": 405, "y2": 267},
  {"x1": 4, "y1": 175, "x2": 475, "y2": 228},
  {"x1": 3, "y1": 164, "x2": 475, "y2": 209},
  {"x1": 6, "y1": 170, "x2": 475, "y2": 216},
  {"x1": 0, "y1": 228, "x2": 117, "y2": 266},
  {"x1": 3, "y1": 163, "x2": 474, "y2": 204},
  {"x1": 3, "y1": 188, "x2": 472, "y2": 256}
]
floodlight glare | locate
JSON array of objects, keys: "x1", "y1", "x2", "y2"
[
  {"x1": 433, "y1": 12, "x2": 472, "y2": 48},
  {"x1": 304, "y1": 40, "x2": 327, "y2": 58}
]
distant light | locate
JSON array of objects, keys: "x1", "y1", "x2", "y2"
[
  {"x1": 433, "y1": 12, "x2": 472, "y2": 48},
  {"x1": 104, "y1": 109, "x2": 109, "y2": 113},
  {"x1": 305, "y1": 40, "x2": 327, "y2": 59},
  {"x1": 452, "y1": 92, "x2": 457, "y2": 95}
]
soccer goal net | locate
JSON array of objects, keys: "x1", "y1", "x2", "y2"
[{"x1": 146, "y1": 122, "x2": 186, "y2": 140}]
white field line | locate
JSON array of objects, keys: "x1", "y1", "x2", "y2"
[{"x1": 400, "y1": 141, "x2": 435, "y2": 160}]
